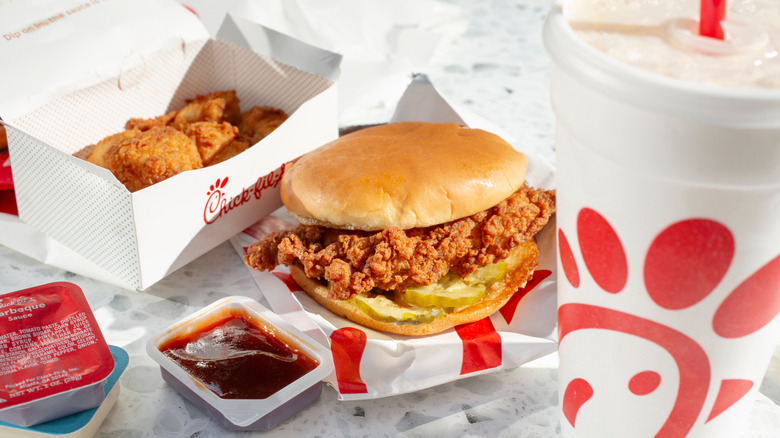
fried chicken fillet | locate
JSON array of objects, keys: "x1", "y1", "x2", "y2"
[
  {"x1": 173, "y1": 90, "x2": 241, "y2": 130},
  {"x1": 105, "y1": 126, "x2": 203, "y2": 192},
  {"x1": 125, "y1": 111, "x2": 177, "y2": 131},
  {"x1": 77, "y1": 89, "x2": 290, "y2": 189},
  {"x1": 87, "y1": 129, "x2": 141, "y2": 168},
  {"x1": 184, "y1": 121, "x2": 239, "y2": 165},
  {"x1": 208, "y1": 134, "x2": 254, "y2": 165},
  {"x1": 245, "y1": 184, "x2": 554, "y2": 300},
  {"x1": 0, "y1": 125, "x2": 7, "y2": 150},
  {"x1": 238, "y1": 106, "x2": 288, "y2": 143}
]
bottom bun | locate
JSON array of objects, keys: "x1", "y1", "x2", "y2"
[{"x1": 290, "y1": 240, "x2": 539, "y2": 336}]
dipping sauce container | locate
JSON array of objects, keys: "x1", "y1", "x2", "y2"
[{"x1": 147, "y1": 296, "x2": 333, "y2": 430}]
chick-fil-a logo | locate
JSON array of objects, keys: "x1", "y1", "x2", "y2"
[{"x1": 203, "y1": 163, "x2": 286, "y2": 224}]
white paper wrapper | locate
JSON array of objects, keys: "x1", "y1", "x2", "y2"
[
  {"x1": 230, "y1": 75, "x2": 559, "y2": 400},
  {"x1": 177, "y1": 0, "x2": 469, "y2": 127}
]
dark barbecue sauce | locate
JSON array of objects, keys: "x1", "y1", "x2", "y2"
[{"x1": 159, "y1": 311, "x2": 319, "y2": 399}]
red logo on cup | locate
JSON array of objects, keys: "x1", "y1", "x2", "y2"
[
  {"x1": 558, "y1": 208, "x2": 780, "y2": 437},
  {"x1": 203, "y1": 164, "x2": 286, "y2": 224}
]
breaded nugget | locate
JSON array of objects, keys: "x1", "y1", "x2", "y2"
[
  {"x1": 105, "y1": 126, "x2": 202, "y2": 192},
  {"x1": 209, "y1": 134, "x2": 253, "y2": 166},
  {"x1": 125, "y1": 111, "x2": 177, "y2": 131},
  {"x1": 238, "y1": 106, "x2": 288, "y2": 143},
  {"x1": 87, "y1": 129, "x2": 141, "y2": 168},
  {"x1": 185, "y1": 121, "x2": 238, "y2": 166},
  {"x1": 173, "y1": 90, "x2": 241, "y2": 130},
  {"x1": 0, "y1": 125, "x2": 7, "y2": 150},
  {"x1": 73, "y1": 144, "x2": 96, "y2": 160}
]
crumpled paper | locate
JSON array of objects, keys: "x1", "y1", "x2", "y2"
[
  {"x1": 230, "y1": 75, "x2": 558, "y2": 400},
  {"x1": 178, "y1": 0, "x2": 469, "y2": 127}
]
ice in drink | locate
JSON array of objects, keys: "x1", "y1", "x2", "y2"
[{"x1": 565, "y1": 0, "x2": 780, "y2": 88}]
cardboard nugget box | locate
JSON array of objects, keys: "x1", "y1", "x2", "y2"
[{"x1": 2, "y1": 1, "x2": 341, "y2": 290}]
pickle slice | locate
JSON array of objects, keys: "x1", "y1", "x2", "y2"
[
  {"x1": 350, "y1": 293, "x2": 441, "y2": 324},
  {"x1": 402, "y1": 260, "x2": 507, "y2": 308},
  {"x1": 468, "y1": 259, "x2": 507, "y2": 284},
  {"x1": 402, "y1": 274, "x2": 485, "y2": 308}
]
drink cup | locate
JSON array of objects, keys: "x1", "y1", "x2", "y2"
[{"x1": 543, "y1": 1, "x2": 780, "y2": 436}]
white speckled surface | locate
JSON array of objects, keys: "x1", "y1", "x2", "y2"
[{"x1": 1, "y1": 1, "x2": 778, "y2": 437}]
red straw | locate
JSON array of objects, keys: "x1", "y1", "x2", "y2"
[{"x1": 699, "y1": 0, "x2": 726, "y2": 39}]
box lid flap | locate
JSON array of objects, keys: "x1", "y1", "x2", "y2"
[
  {"x1": 0, "y1": 0, "x2": 209, "y2": 122},
  {"x1": 216, "y1": 14, "x2": 342, "y2": 81}
]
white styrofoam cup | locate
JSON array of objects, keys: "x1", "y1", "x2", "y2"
[{"x1": 544, "y1": 1, "x2": 780, "y2": 437}]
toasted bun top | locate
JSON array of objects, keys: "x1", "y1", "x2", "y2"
[{"x1": 281, "y1": 121, "x2": 528, "y2": 231}]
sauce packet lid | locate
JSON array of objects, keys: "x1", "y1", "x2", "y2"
[{"x1": 0, "y1": 282, "x2": 114, "y2": 426}]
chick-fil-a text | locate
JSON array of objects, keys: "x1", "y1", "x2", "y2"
[{"x1": 203, "y1": 163, "x2": 286, "y2": 224}]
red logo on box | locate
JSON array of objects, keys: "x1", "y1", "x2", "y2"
[{"x1": 203, "y1": 164, "x2": 286, "y2": 224}]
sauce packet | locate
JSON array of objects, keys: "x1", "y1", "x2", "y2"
[{"x1": 0, "y1": 282, "x2": 114, "y2": 427}]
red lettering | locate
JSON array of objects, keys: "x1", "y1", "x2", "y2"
[
  {"x1": 203, "y1": 164, "x2": 287, "y2": 225},
  {"x1": 253, "y1": 163, "x2": 285, "y2": 199},
  {"x1": 203, "y1": 190, "x2": 227, "y2": 224}
]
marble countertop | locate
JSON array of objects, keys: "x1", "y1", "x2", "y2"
[{"x1": 1, "y1": 0, "x2": 778, "y2": 437}]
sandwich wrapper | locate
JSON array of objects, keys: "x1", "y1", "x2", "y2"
[
  {"x1": 0, "y1": 0, "x2": 341, "y2": 290},
  {"x1": 230, "y1": 75, "x2": 559, "y2": 400}
]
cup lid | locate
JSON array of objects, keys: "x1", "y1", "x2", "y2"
[{"x1": 542, "y1": 0, "x2": 780, "y2": 129}]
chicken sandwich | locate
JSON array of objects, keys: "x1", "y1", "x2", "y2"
[{"x1": 244, "y1": 121, "x2": 555, "y2": 336}]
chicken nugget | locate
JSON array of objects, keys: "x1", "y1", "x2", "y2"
[
  {"x1": 73, "y1": 144, "x2": 96, "y2": 160},
  {"x1": 125, "y1": 111, "x2": 177, "y2": 131},
  {"x1": 209, "y1": 134, "x2": 253, "y2": 166},
  {"x1": 173, "y1": 90, "x2": 241, "y2": 130},
  {"x1": 87, "y1": 129, "x2": 141, "y2": 168},
  {"x1": 238, "y1": 106, "x2": 288, "y2": 143},
  {"x1": 106, "y1": 126, "x2": 202, "y2": 192},
  {"x1": 0, "y1": 124, "x2": 7, "y2": 150},
  {"x1": 185, "y1": 121, "x2": 238, "y2": 166}
]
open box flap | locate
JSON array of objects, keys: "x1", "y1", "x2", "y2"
[
  {"x1": 216, "y1": 15, "x2": 342, "y2": 81},
  {"x1": 0, "y1": 0, "x2": 209, "y2": 122}
]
